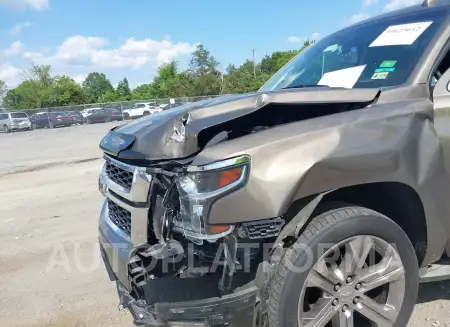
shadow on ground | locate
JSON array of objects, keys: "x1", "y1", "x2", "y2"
[{"x1": 417, "y1": 280, "x2": 450, "y2": 304}]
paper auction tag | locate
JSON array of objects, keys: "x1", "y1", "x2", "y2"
[{"x1": 369, "y1": 21, "x2": 433, "y2": 47}]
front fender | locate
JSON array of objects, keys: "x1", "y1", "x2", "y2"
[{"x1": 195, "y1": 99, "x2": 450, "y2": 265}]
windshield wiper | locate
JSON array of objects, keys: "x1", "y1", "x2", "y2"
[{"x1": 282, "y1": 84, "x2": 330, "y2": 89}]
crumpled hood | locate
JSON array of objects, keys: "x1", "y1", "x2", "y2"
[{"x1": 100, "y1": 88, "x2": 380, "y2": 160}]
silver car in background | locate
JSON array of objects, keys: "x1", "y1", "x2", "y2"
[{"x1": 0, "y1": 112, "x2": 32, "y2": 133}]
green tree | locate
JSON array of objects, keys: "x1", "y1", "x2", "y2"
[
  {"x1": 3, "y1": 80, "x2": 42, "y2": 109},
  {"x1": 188, "y1": 45, "x2": 222, "y2": 96},
  {"x1": 49, "y1": 75, "x2": 84, "y2": 106},
  {"x1": 99, "y1": 90, "x2": 120, "y2": 103},
  {"x1": 3, "y1": 64, "x2": 85, "y2": 109},
  {"x1": 116, "y1": 77, "x2": 131, "y2": 100},
  {"x1": 26, "y1": 64, "x2": 54, "y2": 87},
  {"x1": 152, "y1": 61, "x2": 179, "y2": 98},
  {"x1": 131, "y1": 83, "x2": 157, "y2": 100},
  {"x1": 82, "y1": 72, "x2": 114, "y2": 103},
  {"x1": 223, "y1": 60, "x2": 265, "y2": 94},
  {"x1": 5, "y1": 64, "x2": 57, "y2": 108}
]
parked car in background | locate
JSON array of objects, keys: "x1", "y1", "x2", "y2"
[
  {"x1": 66, "y1": 111, "x2": 85, "y2": 125},
  {"x1": 81, "y1": 107, "x2": 102, "y2": 118},
  {"x1": 30, "y1": 112, "x2": 73, "y2": 129},
  {"x1": 122, "y1": 102, "x2": 162, "y2": 119},
  {"x1": 0, "y1": 112, "x2": 32, "y2": 132},
  {"x1": 85, "y1": 108, "x2": 123, "y2": 124},
  {"x1": 29, "y1": 112, "x2": 48, "y2": 129}
]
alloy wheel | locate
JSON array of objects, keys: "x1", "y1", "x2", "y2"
[{"x1": 298, "y1": 235, "x2": 405, "y2": 327}]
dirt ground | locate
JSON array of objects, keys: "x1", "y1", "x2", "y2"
[{"x1": 0, "y1": 125, "x2": 449, "y2": 327}]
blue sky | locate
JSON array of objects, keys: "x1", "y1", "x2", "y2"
[{"x1": 0, "y1": 0, "x2": 421, "y2": 88}]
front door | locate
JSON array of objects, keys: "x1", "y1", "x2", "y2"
[{"x1": 432, "y1": 66, "x2": 450, "y2": 174}]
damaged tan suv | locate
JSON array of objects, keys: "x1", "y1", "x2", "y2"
[{"x1": 98, "y1": 1, "x2": 450, "y2": 326}]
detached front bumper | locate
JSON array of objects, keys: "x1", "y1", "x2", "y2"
[
  {"x1": 116, "y1": 280, "x2": 257, "y2": 327},
  {"x1": 99, "y1": 235, "x2": 258, "y2": 327}
]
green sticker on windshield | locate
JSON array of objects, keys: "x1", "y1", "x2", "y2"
[
  {"x1": 380, "y1": 60, "x2": 397, "y2": 68},
  {"x1": 371, "y1": 72, "x2": 389, "y2": 80},
  {"x1": 375, "y1": 67, "x2": 395, "y2": 73}
]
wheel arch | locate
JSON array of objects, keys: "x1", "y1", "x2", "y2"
[{"x1": 284, "y1": 182, "x2": 429, "y2": 266}]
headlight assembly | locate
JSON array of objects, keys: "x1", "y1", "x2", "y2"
[{"x1": 174, "y1": 155, "x2": 250, "y2": 243}]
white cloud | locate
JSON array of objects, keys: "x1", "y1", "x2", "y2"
[
  {"x1": 72, "y1": 74, "x2": 87, "y2": 84},
  {"x1": 4, "y1": 41, "x2": 25, "y2": 57},
  {"x1": 0, "y1": 63, "x2": 22, "y2": 86},
  {"x1": 287, "y1": 36, "x2": 303, "y2": 43},
  {"x1": 118, "y1": 37, "x2": 196, "y2": 66},
  {"x1": 54, "y1": 35, "x2": 109, "y2": 65},
  {"x1": 349, "y1": 12, "x2": 371, "y2": 23},
  {"x1": 0, "y1": 0, "x2": 49, "y2": 11},
  {"x1": 9, "y1": 21, "x2": 33, "y2": 34},
  {"x1": 363, "y1": 0, "x2": 378, "y2": 6},
  {"x1": 33, "y1": 35, "x2": 196, "y2": 70},
  {"x1": 310, "y1": 32, "x2": 321, "y2": 40},
  {"x1": 23, "y1": 51, "x2": 44, "y2": 60},
  {"x1": 383, "y1": 0, "x2": 421, "y2": 12}
]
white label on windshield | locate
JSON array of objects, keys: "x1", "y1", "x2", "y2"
[
  {"x1": 318, "y1": 65, "x2": 366, "y2": 89},
  {"x1": 369, "y1": 21, "x2": 433, "y2": 47}
]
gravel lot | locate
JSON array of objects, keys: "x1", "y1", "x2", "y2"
[{"x1": 0, "y1": 124, "x2": 449, "y2": 326}]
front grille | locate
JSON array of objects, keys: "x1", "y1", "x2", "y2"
[
  {"x1": 105, "y1": 160, "x2": 134, "y2": 190},
  {"x1": 107, "y1": 199, "x2": 132, "y2": 237}
]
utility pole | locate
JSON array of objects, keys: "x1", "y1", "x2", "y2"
[{"x1": 252, "y1": 49, "x2": 256, "y2": 78}]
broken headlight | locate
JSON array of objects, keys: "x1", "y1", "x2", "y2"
[{"x1": 174, "y1": 155, "x2": 251, "y2": 244}]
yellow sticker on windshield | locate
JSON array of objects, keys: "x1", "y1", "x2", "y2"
[{"x1": 371, "y1": 72, "x2": 389, "y2": 80}]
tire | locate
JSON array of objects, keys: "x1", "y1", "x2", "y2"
[
  {"x1": 267, "y1": 206, "x2": 419, "y2": 327},
  {"x1": 4, "y1": 125, "x2": 11, "y2": 133},
  {"x1": 105, "y1": 117, "x2": 112, "y2": 123},
  {"x1": 31, "y1": 123, "x2": 37, "y2": 130},
  {"x1": 143, "y1": 111, "x2": 150, "y2": 116},
  {"x1": 124, "y1": 113, "x2": 130, "y2": 120}
]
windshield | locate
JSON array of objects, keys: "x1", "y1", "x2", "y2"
[
  {"x1": 10, "y1": 113, "x2": 28, "y2": 118},
  {"x1": 260, "y1": 8, "x2": 447, "y2": 91}
]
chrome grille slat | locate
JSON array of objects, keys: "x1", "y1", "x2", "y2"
[
  {"x1": 108, "y1": 199, "x2": 132, "y2": 237},
  {"x1": 105, "y1": 160, "x2": 134, "y2": 190},
  {"x1": 101, "y1": 155, "x2": 152, "y2": 245}
]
